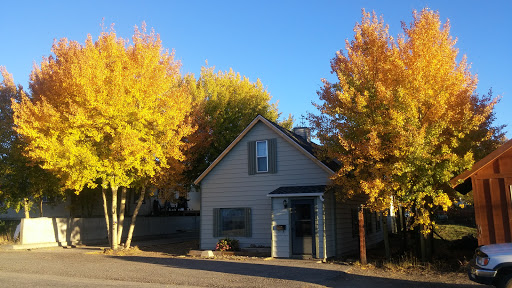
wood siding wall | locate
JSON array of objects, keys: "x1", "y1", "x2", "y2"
[{"x1": 473, "y1": 149, "x2": 512, "y2": 246}]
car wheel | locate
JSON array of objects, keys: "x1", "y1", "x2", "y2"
[{"x1": 498, "y1": 274, "x2": 512, "y2": 288}]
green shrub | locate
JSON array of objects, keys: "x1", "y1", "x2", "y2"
[
  {"x1": 215, "y1": 238, "x2": 240, "y2": 251},
  {"x1": 0, "y1": 220, "x2": 20, "y2": 243}
]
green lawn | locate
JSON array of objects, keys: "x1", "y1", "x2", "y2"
[{"x1": 434, "y1": 224, "x2": 477, "y2": 241}]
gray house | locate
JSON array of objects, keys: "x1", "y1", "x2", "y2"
[{"x1": 194, "y1": 115, "x2": 383, "y2": 259}]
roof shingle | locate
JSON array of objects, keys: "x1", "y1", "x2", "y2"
[{"x1": 268, "y1": 185, "x2": 327, "y2": 195}]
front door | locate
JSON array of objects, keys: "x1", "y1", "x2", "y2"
[{"x1": 291, "y1": 199, "x2": 315, "y2": 256}]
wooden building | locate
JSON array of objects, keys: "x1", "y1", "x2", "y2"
[{"x1": 451, "y1": 139, "x2": 512, "y2": 246}]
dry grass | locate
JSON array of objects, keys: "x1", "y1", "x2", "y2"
[
  {"x1": 0, "y1": 236, "x2": 11, "y2": 245},
  {"x1": 85, "y1": 240, "x2": 199, "y2": 257},
  {"x1": 88, "y1": 246, "x2": 144, "y2": 256},
  {"x1": 346, "y1": 258, "x2": 471, "y2": 285},
  {"x1": 376, "y1": 255, "x2": 450, "y2": 273},
  {"x1": 335, "y1": 224, "x2": 477, "y2": 275}
]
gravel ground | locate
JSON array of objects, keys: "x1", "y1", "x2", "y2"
[{"x1": 0, "y1": 240, "x2": 489, "y2": 288}]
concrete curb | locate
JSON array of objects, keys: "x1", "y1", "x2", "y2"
[
  {"x1": 2, "y1": 242, "x2": 60, "y2": 250},
  {"x1": 0, "y1": 231, "x2": 199, "y2": 251}
]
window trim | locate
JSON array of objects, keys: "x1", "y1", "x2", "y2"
[
  {"x1": 213, "y1": 207, "x2": 252, "y2": 238},
  {"x1": 256, "y1": 140, "x2": 268, "y2": 173},
  {"x1": 248, "y1": 138, "x2": 276, "y2": 175}
]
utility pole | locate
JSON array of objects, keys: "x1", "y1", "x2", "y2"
[{"x1": 358, "y1": 205, "x2": 367, "y2": 265}]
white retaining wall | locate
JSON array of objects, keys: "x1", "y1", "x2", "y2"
[{"x1": 19, "y1": 216, "x2": 199, "y2": 245}]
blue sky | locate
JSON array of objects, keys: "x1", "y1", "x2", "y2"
[{"x1": 1, "y1": 0, "x2": 510, "y2": 138}]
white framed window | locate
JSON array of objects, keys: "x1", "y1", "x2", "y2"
[
  {"x1": 256, "y1": 140, "x2": 268, "y2": 173},
  {"x1": 248, "y1": 138, "x2": 276, "y2": 175}
]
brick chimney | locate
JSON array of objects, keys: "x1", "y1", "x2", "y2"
[{"x1": 293, "y1": 127, "x2": 311, "y2": 143}]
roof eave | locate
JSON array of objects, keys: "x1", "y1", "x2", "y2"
[
  {"x1": 450, "y1": 138, "x2": 512, "y2": 187},
  {"x1": 267, "y1": 193, "x2": 324, "y2": 198},
  {"x1": 193, "y1": 115, "x2": 264, "y2": 185}
]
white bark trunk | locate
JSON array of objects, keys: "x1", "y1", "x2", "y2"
[
  {"x1": 23, "y1": 198, "x2": 30, "y2": 219},
  {"x1": 102, "y1": 187, "x2": 111, "y2": 246},
  {"x1": 125, "y1": 185, "x2": 146, "y2": 249},
  {"x1": 111, "y1": 186, "x2": 118, "y2": 250},
  {"x1": 39, "y1": 198, "x2": 43, "y2": 217},
  {"x1": 117, "y1": 187, "x2": 127, "y2": 245}
]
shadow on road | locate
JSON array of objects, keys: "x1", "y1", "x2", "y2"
[{"x1": 115, "y1": 255, "x2": 482, "y2": 287}]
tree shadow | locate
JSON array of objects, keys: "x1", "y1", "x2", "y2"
[{"x1": 114, "y1": 255, "x2": 484, "y2": 287}]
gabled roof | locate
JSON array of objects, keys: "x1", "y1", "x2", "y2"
[
  {"x1": 194, "y1": 115, "x2": 335, "y2": 185},
  {"x1": 267, "y1": 118, "x2": 340, "y2": 171},
  {"x1": 451, "y1": 138, "x2": 512, "y2": 187}
]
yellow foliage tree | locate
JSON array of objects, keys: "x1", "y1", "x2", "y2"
[
  {"x1": 312, "y1": 9, "x2": 496, "y2": 235},
  {"x1": 394, "y1": 9, "x2": 493, "y2": 232},
  {"x1": 0, "y1": 67, "x2": 62, "y2": 218},
  {"x1": 312, "y1": 10, "x2": 403, "y2": 213},
  {"x1": 178, "y1": 66, "x2": 291, "y2": 186},
  {"x1": 13, "y1": 24, "x2": 195, "y2": 249}
]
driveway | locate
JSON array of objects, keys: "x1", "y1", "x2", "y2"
[{"x1": 0, "y1": 243, "x2": 485, "y2": 288}]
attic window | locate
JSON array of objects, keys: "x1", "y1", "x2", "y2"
[
  {"x1": 248, "y1": 139, "x2": 277, "y2": 175},
  {"x1": 256, "y1": 140, "x2": 268, "y2": 172}
]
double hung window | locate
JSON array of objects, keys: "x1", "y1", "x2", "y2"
[
  {"x1": 248, "y1": 138, "x2": 277, "y2": 174},
  {"x1": 256, "y1": 140, "x2": 268, "y2": 173}
]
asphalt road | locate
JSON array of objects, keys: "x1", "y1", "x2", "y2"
[{"x1": 0, "y1": 244, "x2": 486, "y2": 288}]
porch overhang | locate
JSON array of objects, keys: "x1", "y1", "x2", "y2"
[{"x1": 267, "y1": 185, "x2": 326, "y2": 198}]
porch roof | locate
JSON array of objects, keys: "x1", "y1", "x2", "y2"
[{"x1": 267, "y1": 185, "x2": 326, "y2": 198}]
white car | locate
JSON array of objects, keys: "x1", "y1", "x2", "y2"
[{"x1": 469, "y1": 243, "x2": 512, "y2": 288}]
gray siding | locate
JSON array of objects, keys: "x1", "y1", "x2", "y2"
[
  {"x1": 323, "y1": 191, "x2": 337, "y2": 258},
  {"x1": 271, "y1": 197, "x2": 291, "y2": 258},
  {"x1": 315, "y1": 197, "x2": 324, "y2": 258},
  {"x1": 335, "y1": 199, "x2": 384, "y2": 256},
  {"x1": 200, "y1": 122, "x2": 331, "y2": 250}
]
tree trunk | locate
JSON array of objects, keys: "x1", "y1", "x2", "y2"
[
  {"x1": 111, "y1": 186, "x2": 118, "y2": 250},
  {"x1": 358, "y1": 205, "x2": 367, "y2": 265},
  {"x1": 125, "y1": 185, "x2": 146, "y2": 249},
  {"x1": 399, "y1": 206, "x2": 406, "y2": 252},
  {"x1": 39, "y1": 198, "x2": 43, "y2": 217},
  {"x1": 382, "y1": 212, "x2": 391, "y2": 260},
  {"x1": 101, "y1": 187, "x2": 111, "y2": 246},
  {"x1": 426, "y1": 230, "x2": 433, "y2": 261},
  {"x1": 420, "y1": 228, "x2": 426, "y2": 262},
  {"x1": 117, "y1": 187, "x2": 127, "y2": 245},
  {"x1": 23, "y1": 198, "x2": 30, "y2": 219}
]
